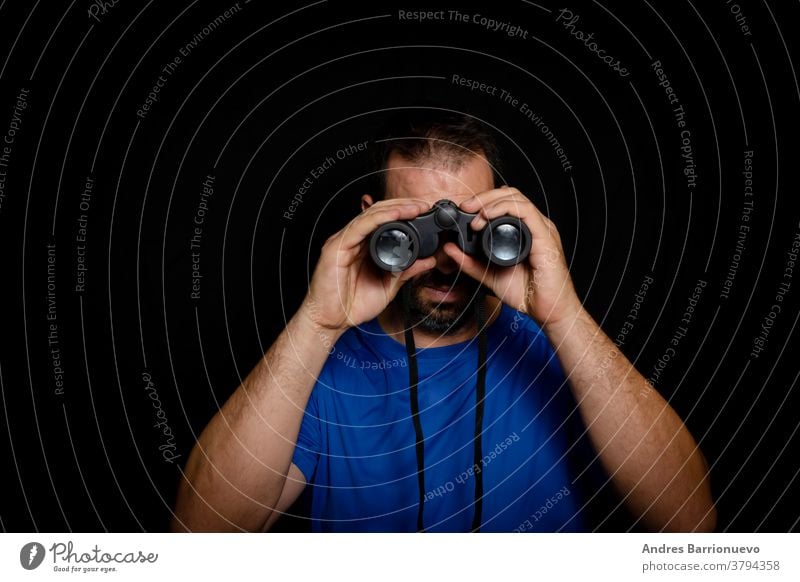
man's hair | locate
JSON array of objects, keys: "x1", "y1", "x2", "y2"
[{"x1": 370, "y1": 108, "x2": 503, "y2": 199}]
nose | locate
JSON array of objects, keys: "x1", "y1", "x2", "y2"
[{"x1": 433, "y1": 234, "x2": 459, "y2": 275}]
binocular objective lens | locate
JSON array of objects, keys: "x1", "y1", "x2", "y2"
[
  {"x1": 375, "y1": 229, "x2": 414, "y2": 267},
  {"x1": 489, "y1": 223, "x2": 522, "y2": 261}
]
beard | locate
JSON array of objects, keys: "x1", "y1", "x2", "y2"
[{"x1": 399, "y1": 269, "x2": 482, "y2": 335}]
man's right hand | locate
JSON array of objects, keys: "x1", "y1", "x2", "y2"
[{"x1": 300, "y1": 198, "x2": 436, "y2": 334}]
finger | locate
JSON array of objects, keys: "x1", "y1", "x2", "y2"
[
  {"x1": 441, "y1": 242, "x2": 492, "y2": 286},
  {"x1": 459, "y1": 186, "x2": 524, "y2": 213},
  {"x1": 473, "y1": 197, "x2": 554, "y2": 241},
  {"x1": 469, "y1": 194, "x2": 527, "y2": 230},
  {"x1": 388, "y1": 256, "x2": 437, "y2": 293},
  {"x1": 461, "y1": 189, "x2": 530, "y2": 231},
  {"x1": 367, "y1": 197, "x2": 432, "y2": 211},
  {"x1": 360, "y1": 198, "x2": 432, "y2": 223},
  {"x1": 337, "y1": 200, "x2": 430, "y2": 250}
]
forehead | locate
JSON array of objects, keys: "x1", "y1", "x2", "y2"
[{"x1": 383, "y1": 152, "x2": 494, "y2": 203}]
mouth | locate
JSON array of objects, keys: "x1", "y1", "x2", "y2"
[
  {"x1": 422, "y1": 283, "x2": 463, "y2": 303},
  {"x1": 405, "y1": 274, "x2": 479, "y2": 335}
]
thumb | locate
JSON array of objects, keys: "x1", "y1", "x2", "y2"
[
  {"x1": 397, "y1": 256, "x2": 436, "y2": 282},
  {"x1": 387, "y1": 256, "x2": 436, "y2": 293},
  {"x1": 442, "y1": 243, "x2": 491, "y2": 285}
]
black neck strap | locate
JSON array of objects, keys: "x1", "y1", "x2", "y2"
[
  {"x1": 402, "y1": 285, "x2": 426, "y2": 532},
  {"x1": 402, "y1": 285, "x2": 488, "y2": 533},
  {"x1": 472, "y1": 287, "x2": 488, "y2": 532}
]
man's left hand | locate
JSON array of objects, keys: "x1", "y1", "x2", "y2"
[{"x1": 445, "y1": 187, "x2": 583, "y2": 328}]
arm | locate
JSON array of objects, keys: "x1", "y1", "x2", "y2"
[
  {"x1": 543, "y1": 306, "x2": 716, "y2": 532},
  {"x1": 171, "y1": 198, "x2": 435, "y2": 532},
  {"x1": 452, "y1": 188, "x2": 717, "y2": 532},
  {"x1": 262, "y1": 463, "x2": 308, "y2": 531},
  {"x1": 171, "y1": 307, "x2": 338, "y2": 532}
]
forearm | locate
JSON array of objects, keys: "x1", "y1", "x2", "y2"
[
  {"x1": 172, "y1": 303, "x2": 339, "y2": 532},
  {"x1": 544, "y1": 307, "x2": 716, "y2": 531}
]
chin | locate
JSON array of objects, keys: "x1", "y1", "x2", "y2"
[
  {"x1": 410, "y1": 297, "x2": 474, "y2": 336},
  {"x1": 400, "y1": 272, "x2": 480, "y2": 335}
]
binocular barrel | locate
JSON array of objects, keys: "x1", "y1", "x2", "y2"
[{"x1": 369, "y1": 200, "x2": 532, "y2": 272}]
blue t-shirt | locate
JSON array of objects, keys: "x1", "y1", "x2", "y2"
[{"x1": 291, "y1": 304, "x2": 598, "y2": 532}]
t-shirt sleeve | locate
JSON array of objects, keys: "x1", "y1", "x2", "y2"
[
  {"x1": 530, "y1": 318, "x2": 630, "y2": 529},
  {"x1": 533, "y1": 325, "x2": 597, "y2": 465},
  {"x1": 534, "y1": 328, "x2": 570, "y2": 395},
  {"x1": 291, "y1": 379, "x2": 323, "y2": 483}
]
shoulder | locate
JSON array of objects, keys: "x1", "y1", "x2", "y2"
[
  {"x1": 311, "y1": 318, "x2": 405, "y2": 395},
  {"x1": 491, "y1": 304, "x2": 567, "y2": 390},
  {"x1": 494, "y1": 303, "x2": 551, "y2": 352}
]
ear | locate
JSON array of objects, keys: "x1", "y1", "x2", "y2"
[{"x1": 361, "y1": 194, "x2": 375, "y2": 211}]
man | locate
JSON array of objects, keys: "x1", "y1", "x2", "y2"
[{"x1": 172, "y1": 110, "x2": 716, "y2": 532}]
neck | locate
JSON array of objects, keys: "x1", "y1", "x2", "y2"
[{"x1": 377, "y1": 295, "x2": 502, "y2": 349}]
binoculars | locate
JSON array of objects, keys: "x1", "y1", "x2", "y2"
[{"x1": 369, "y1": 199, "x2": 532, "y2": 272}]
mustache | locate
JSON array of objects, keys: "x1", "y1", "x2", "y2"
[{"x1": 411, "y1": 269, "x2": 478, "y2": 290}]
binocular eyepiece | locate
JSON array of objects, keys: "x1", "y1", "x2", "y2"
[{"x1": 369, "y1": 199, "x2": 532, "y2": 272}]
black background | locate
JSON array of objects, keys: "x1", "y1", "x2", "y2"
[{"x1": 1, "y1": 0, "x2": 798, "y2": 532}]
